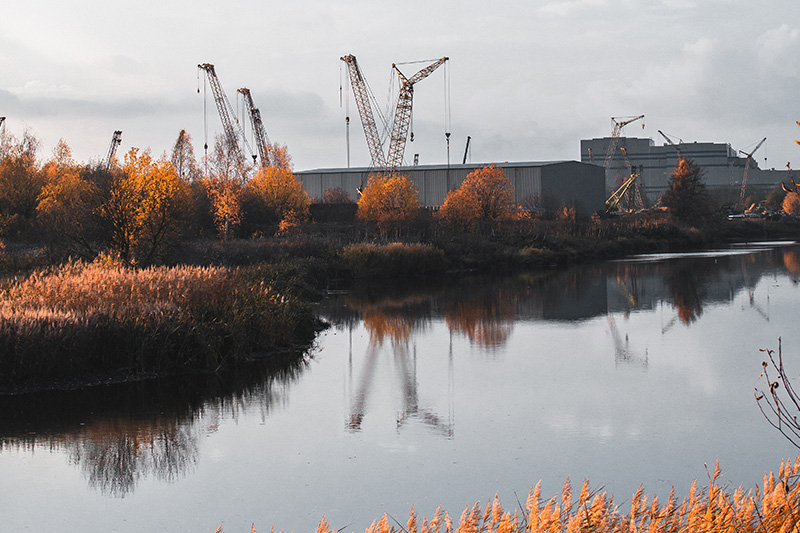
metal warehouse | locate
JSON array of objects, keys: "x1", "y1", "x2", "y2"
[
  {"x1": 580, "y1": 136, "x2": 789, "y2": 199},
  {"x1": 296, "y1": 161, "x2": 607, "y2": 216}
]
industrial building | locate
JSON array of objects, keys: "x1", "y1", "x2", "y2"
[
  {"x1": 580, "y1": 136, "x2": 789, "y2": 200},
  {"x1": 296, "y1": 160, "x2": 607, "y2": 216}
]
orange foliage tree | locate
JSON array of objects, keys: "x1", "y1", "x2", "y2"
[
  {"x1": 37, "y1": 139, "x2": 98, "y2": 251},
  {"x1": 202, "y1": 134, "x2": 249, "y2": 239},
  {"x1": 783, "y1": 191, "x2": 800, "y2": 215},
  {"x1": 0, "y1": 129, "x2": 44, "y2": 235},
  {"x1": 356, "y1": 173, "x2": 421, "y2": 227},
  {"x1": 241, "y1": 164, "x2": 310, "y2": 230},
  {"x1": 98, "y1": 148, "x2": 190, "y2": 263},
  {"x1": 438, "y1": 164, "x2": 514, "y2": 230}
]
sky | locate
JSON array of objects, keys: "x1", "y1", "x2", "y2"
[{"x1": 1, "y1": 0, "x2": 799, "y2": 173}]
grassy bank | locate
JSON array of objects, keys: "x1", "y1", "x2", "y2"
[{"x1": 0, "y1": 259, "x2": 323, "y2": 393}]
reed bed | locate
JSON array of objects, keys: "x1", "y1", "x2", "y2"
[
  {"x1": 217, "y1": 458, "x2": 800, "y2": 533},
  {"x1": 341, "y1": 242, "x2": 446, "y2": 279},
  {"x1": 0, "y1": 260, "x2": 320, "y2": 391}
]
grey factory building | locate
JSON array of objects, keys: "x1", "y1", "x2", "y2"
[
  {"x1": 580, "y1": 136, "x2": 789, "y2": 200},
  {"x1": 297, "y1": 160, "x2": 607, "y2": 216}
]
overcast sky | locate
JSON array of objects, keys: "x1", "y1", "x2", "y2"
[{"x1": 1, "y1": 0, "x2": 798, "y2": 172}]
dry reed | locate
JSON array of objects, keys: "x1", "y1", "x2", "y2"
[
  {"x1": 217, "y1": 458, "x2": 800, "y2": 533},
  {"x1": 0, "y1": 259, "x2": 319, "y2": 391}
]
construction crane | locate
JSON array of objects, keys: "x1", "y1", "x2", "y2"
[
  {"x1": 237, "y1": 88, "x2": 271, "y2": 168},
  {"x1": 340, "y1": 55, "x2": 387, "y2": 169},
  {"x1": 606, "y1": 173, "x2": 641, "y2": 213},
  {"x1": 657, "y1": 130, "x2": 682, "y2": 159},
  {"x1": 619, "y1": 146, "x2": 645, "y2": 210},
  {"x1": 385, "y1": 57, "x2": 449, "y2": 172},
  {"x1": 738, "y1": 136, "x2": 766, "y2": 208},
  {"x1": 603, "y1": 115, "x2": 644, "y2": 170},
  {"x1": 197, "y1": 63, "x2": 254, "y2": 180},
  {"x1": 0, "y1": 117, "x2": 5, "y2": 136},
  {"x1": 462, "y1": 135, "x2": 471, "y2": 164},
  {"x1": 104, "y1": 130, "x2": 122, "y2": 170}
]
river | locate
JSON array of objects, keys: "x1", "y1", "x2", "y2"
[{"x1": 2, "y1": 242, "x2": 799, "y2": 532}]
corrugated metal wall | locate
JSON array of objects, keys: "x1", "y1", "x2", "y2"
[{"x1": 296, "y1": 161, "x2": 605, "y2": 214}]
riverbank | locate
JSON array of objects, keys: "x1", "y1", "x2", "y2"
[{"x1": 1, "y1": 212, "x2": 798, "y2": 394}]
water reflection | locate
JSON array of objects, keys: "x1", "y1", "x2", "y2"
[
  {"x1": 0, "y1": 355, "x2": 309, "y2": 496},
  {"x1": 323, "y1": 243, "x2": 798, "y2": 351}
]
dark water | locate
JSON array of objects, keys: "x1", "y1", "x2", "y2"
[{"x1": 2, "y1": 242, "x2": 800, "y2": 532}]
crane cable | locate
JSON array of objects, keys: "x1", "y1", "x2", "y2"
[{"x1": 198, "y1": 68, "x2": 209, "y2": 178}]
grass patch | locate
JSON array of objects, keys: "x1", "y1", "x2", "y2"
[{"x1": 0, "y1": 259, "x2": 323, "y2": 392}]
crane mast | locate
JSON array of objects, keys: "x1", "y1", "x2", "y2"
[
  {"x1": 104, "y1": 130, "x2": 122, "y2": 170},
  {"x1": 341, "y1": 55, "x2": 386, "y2": 169},
  {"x1": 738, "y1": 136, "x2": 766, "y2": 208},
  {"x1": 385, "y1": 57, "x2": 448, "y2": 173},
  {"x1": 603, "y1": 115, "x2": 644, "y2": 170},
  {"x1": 197, "y1": 63, "x2": 254, "y2": 180},
  {"x1": 237, "y1": 87, "x2": 271, "y2": 168}
]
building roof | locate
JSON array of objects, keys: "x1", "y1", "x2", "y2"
[{"x1": 296, "y1": 160, "x2": 574, "y2": 174}]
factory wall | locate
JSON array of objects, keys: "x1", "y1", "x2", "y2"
[
  {"x1": 580, "y1": 136, "x2": 788, "y2": 199},
  {"x1": 296, "y1": 161, "x2": 607, "y2": 216}
]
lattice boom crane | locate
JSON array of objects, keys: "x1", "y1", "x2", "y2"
[
  {"x1": 197, "y1": 63, "x2": 254, "y2": 179},
  {"x1": 386, "y1": 57, "x2": 448, "y2": 172},
  {"x1": 341, "y1": 55, "x2": 386, "y2": 169},
  {"x1": 237, "y1": 87, "x2": 271, "y2": 168},
  {"x1": 603, "y1": 115, "x2": 644, "y2": 169},
  {"x1": 105, "y1": 130, "x2": 122, "y2": 170},
  {"x1": 738, "y1": 136, "x2": 766, "y2": 207}
]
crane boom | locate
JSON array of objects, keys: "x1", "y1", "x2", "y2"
[
  {"x1": 385, "y1": 57, "x2": 448, "y2": 172},
  {"x1": 197, "y1": 63, "x2": 254, "y2": 179},
  {"x1": 658, "y1": 129, "x2": 682, "y2": 159},
  {"x1": 603, "y1": 115, "x2": 644, "y2": 169},
  {"x1": 738, "y1": 136, "x2": 766, "y2": 207},
  {"x1": 606, "y1": 173, "x2": 640, "y2": 213},
  {"x1": 105, "y1": 130, "x2": 122, "y2": 170},
  {"x1": 341, "y1": 55, "x2": 386, "y2": 169},
  {"x1": 237, "y1": 88, "x2": 271, "y2": 168}
]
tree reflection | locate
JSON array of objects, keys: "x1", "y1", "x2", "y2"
[
  {"x1": 0, "y1": 354, "x2": 308, "y2": 496},
  {"x1": 70, "y1": 417, "x2": 198, "y2": 496}
]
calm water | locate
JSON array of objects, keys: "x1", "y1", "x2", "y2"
[{"x1": 2, "y1": 242, "x2": 800, "y2": 532}]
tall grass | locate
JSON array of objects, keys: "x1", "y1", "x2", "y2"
[
  {"x1": 0, "y1": 260, "x2": 321, "y2": 391},
  {"x1": 313, "y1": 459, "x2": 800, "y2": 533},
  {"x1": 341, "y1": 242, "x2": 446, "y2": 279}
]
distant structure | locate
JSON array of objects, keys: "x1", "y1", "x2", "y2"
[
  {"x1": 581, "y1": 136, "x2": 789, "y2": 200},
  {"x1": 297, "y1": 161, "x2": 607, "y2": 216}
]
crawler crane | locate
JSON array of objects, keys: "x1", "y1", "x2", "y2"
[
  {"x1": 603, "y1": 115, "x2": 644, "y2": 170},
  {"x1": 385, "y1": 57, "x2": 448, "y2": 172},
  {"x1": 341, "y1": 55, "x2": 387, "y2": 169},
  {"x1": 738, "y1": 136, "x2": 766, "y2": 208},
  {"x1": 237, "y1": 87, "x2": 271, "y2": 168},
  {"x1": 197, "y1": 63, "x2": 254, "y2": 181},
  {"x1": 104, "y1": 130, "x2": 122, "y2": 170}
]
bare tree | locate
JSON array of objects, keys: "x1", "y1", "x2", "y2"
[{"x1": 756, "y1": 338, "x2": 800, "y2": 448}]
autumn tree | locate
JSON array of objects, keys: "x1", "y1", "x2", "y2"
[
  {"x1": 96, "y1": 148, "x2": 190, "y2": 263},
  {"x1": 438, "y1": 164, "x2": 514, "y2": 230},
  {"x1": 202, "y1": 134, "x2": 248, "y2": 239},
  {"x1": 0, "y1": 129, "x2": 44, "y2": 236},
  {"x1": 660, "y1": 158, "x2": 711, "y2": 225},
  {"x1": 356, "y1": 173, "x2": 421, "y2": 228},
  {"x1": 241, "y1": 164, "x2": 310, "y2": 233},
  {"x1": 783, "y1": 191, "x2": 800, "y2": 215},
  {"x1": 323, "y1": 186, "x2": 354, "y2": 204},
  {"x1": 37, "y1": 139, "x2": 99, "y2": 253}
]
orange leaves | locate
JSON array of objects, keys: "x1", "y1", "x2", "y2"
[
  {"x1": 782, "y1": 191, "x2": 800, "y2": 216},
  {"x1": 357, "y1": 173, "x2": 421, "y2": 225},
  {"x1": 243, "y1": 165, "x2": 310, "y2": 223},
  {"x1": 438, "y1": 165, "x2": 514, "y2": 231}
]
